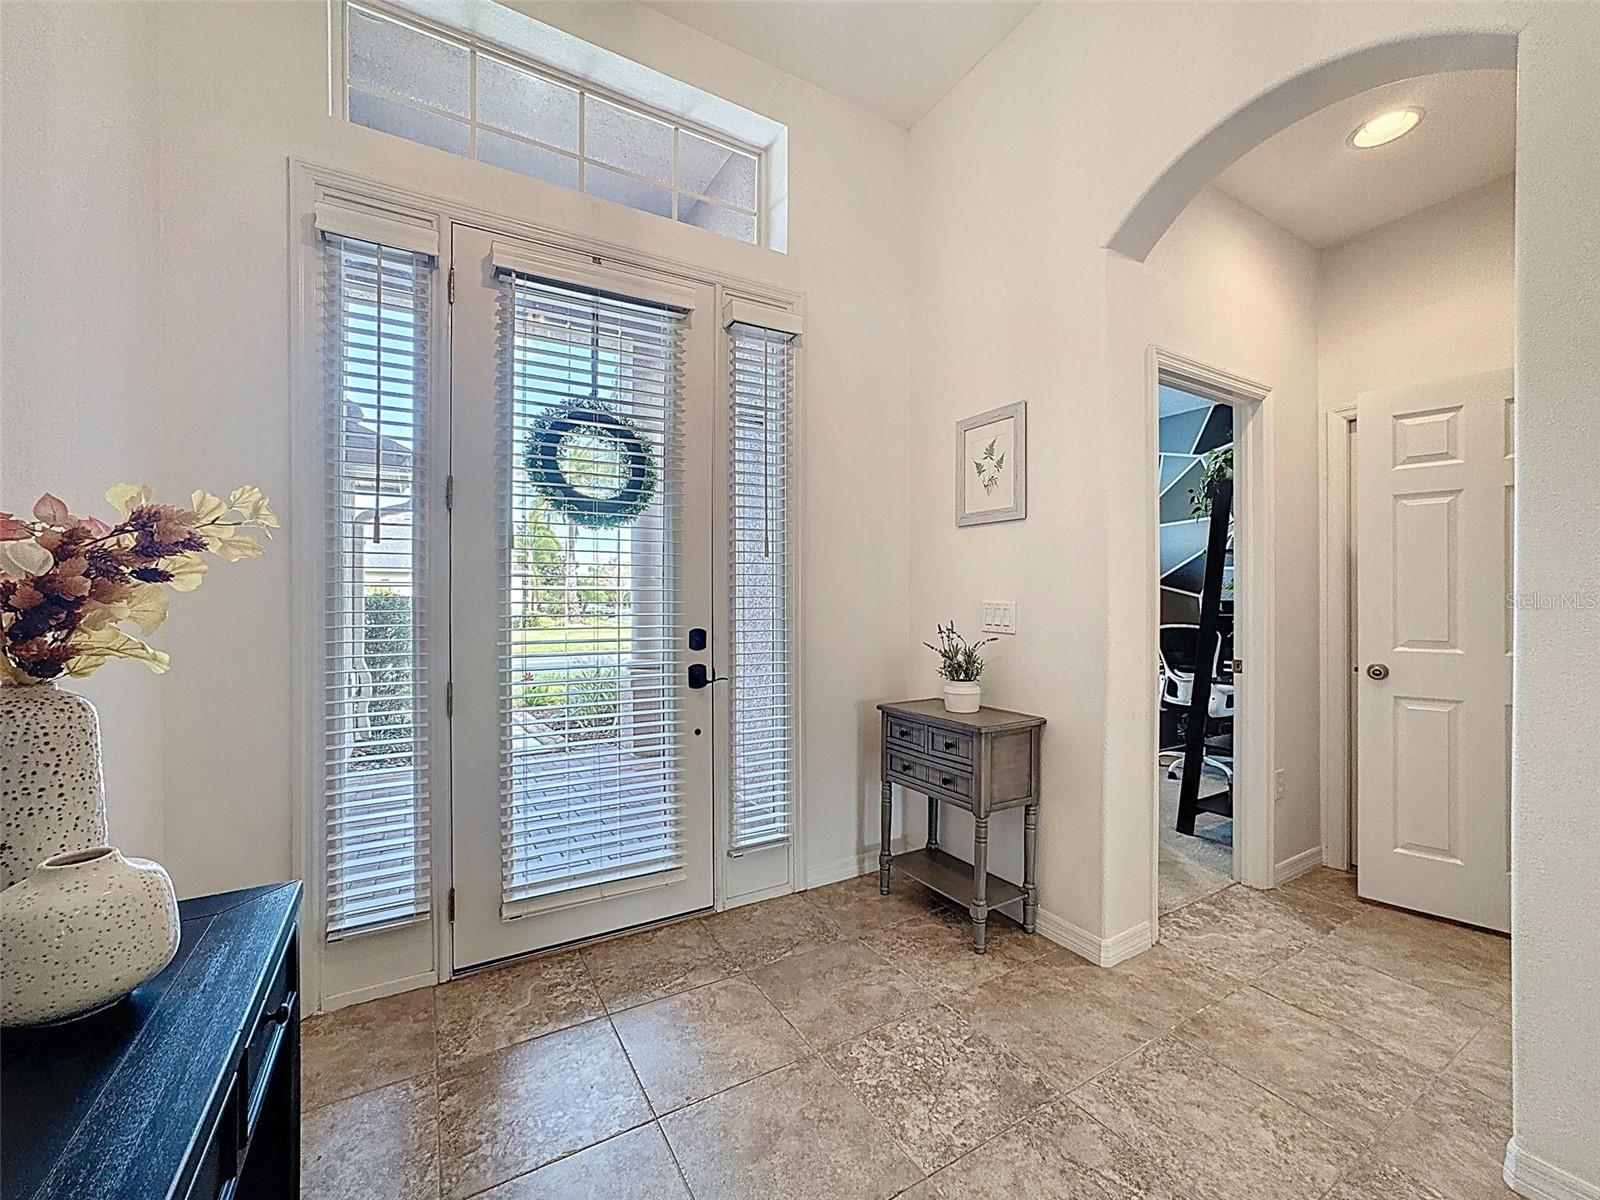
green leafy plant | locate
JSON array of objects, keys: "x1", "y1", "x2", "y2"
[
  {"x1": 1188, "y1": 446, "x2": 1233, "y2": 519},
  {"x1": 973, "y1": 438, "x2": 1006, "y2": 495},
  {"x1": 923, "y1": 620, "x2": 997, "y2": 683}
]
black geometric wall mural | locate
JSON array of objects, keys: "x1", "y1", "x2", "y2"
[{"x1": 1157, "y1": 386, "x2": 1233, "y2": 620}]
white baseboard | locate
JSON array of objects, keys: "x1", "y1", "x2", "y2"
[
  {"x1": 1505, "y1": 1138, "x2": 1600, "y2": 1200},
  {"x1": 1036, "y1": 907, "x2": 1153, "y2": 967},
  {"x1": 1274, "y1": 844, "x2": 1325, "y2": 886},
  {"x1": 804, "y1": 841, "x2": 912, "y2": 891}
]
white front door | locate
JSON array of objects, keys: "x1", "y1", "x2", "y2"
[
  {"x1": 449, "y1": 225, "x2": 715, "y2": 969},
  {"x1": 1356, "y1": 368, "x2": 1513, "y2": 931}
]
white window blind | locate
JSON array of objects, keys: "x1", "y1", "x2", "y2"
[
  {"x1": 498, "y1": 271, "x2": 689, "y2": 912},
  {"x1": 728, "y1": 322, "x2": 797, "y2": 852},
  {"x1": 320, "y1": 233, "x2": 433, "y2": 939}
]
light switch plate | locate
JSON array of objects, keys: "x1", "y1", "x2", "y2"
[{"x1": 982, "y1": 601, "x2": 1017, "y2": 635}]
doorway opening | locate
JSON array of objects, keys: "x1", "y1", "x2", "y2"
[{"x1": 1156, "y1": 379, "x2": 1237, "y2": 914}]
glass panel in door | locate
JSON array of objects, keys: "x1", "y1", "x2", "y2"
[{"x1": 449, "y1": 226, "x2": 714, "y2": 968}]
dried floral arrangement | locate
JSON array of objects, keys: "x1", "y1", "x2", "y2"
[{"x1": 0, "y1": 485, "x2": 277, "y2": 684}]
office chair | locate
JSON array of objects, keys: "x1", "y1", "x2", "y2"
[{"x1": 1158, "y1": 623, "x2": 1233, "y2": 783}]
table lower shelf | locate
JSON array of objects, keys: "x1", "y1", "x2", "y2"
[{"x1": 890, "y1": 846, "x2": 1025, "y2": 910}]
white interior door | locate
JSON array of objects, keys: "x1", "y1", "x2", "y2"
[
  {"x1": 449, "y1": 225, "x2": 715, "y2": 969},
  {"x1": 1356, "y1": 368, "x2": 1513, "y2": 931}
]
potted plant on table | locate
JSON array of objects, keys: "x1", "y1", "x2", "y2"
[{"x1": 924, "y1": 621, "x2": 996, "y2": 713}]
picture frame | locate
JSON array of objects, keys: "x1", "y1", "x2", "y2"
[{"x1": 955, "y1": 401, "x2": 1027, "y2": 526}]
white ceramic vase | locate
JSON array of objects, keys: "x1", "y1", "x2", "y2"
[
  {"x1": 1, "y1": 845, "x2": 180, "y2": 1026},
  {"x1": 1, "y1": 682, "x2": 108, "y2": 891},
  {"x1": 943, "y1": 681, "x2": 981, "y2": 713}
]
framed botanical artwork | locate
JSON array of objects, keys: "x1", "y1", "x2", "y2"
[{"x1": 956, "y1": 401, "x2": 1027, "y2": 526}]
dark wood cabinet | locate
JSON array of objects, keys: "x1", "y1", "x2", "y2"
[{"x1": 1, "y1": 882, "x2": 302, "y2": 1200}]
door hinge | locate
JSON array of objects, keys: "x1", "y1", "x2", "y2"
[
  {"x1": 446, "y1": 680, "x2": 454, "y2": 718},
  {"x1": 447, "y1": 887, "x2": 456, "y2": 922},
  {"x1": 447, "y1": 265, "x2": 456, "y2": 305},
  {"x1": 1230, "y1": 659, "x2": 1244, "y2": 674},
  {"x1": 445, "y1": 473, "x2": 454, "y2": 511}
]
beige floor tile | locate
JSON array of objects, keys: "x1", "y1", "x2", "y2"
[
  {"x1": 435, "y1": 949, "x2": 605, "y2": 1068},
  {"x1": 1044, "y1": 942, "x2": 1236, "y2": 1032},
  {"x1": 301, "y1": 987, "x2": 435, "y2": 1111},
  {"x1": 1176, "y1": 986, "x2": 1432, "y2": 1140},
  {"x1": 1158, "y1": 885, "x2": 1326, "y2": 982},
  {"x1": 1358, "y1": 1074, "x2": 1515, "y2": 1199},
  {"x1": 749, "y1": 938, "x2": 934, "y2": 1047},
  {"x1": 661, "y1": 1057, "x2": 923, "y2": 1200},
  {"x1": 702, "y1": 893, "x2": 847, "y2": 969},
  {"x1": 437, "y1": 1018, "x2": 652, "y2": 1199},
  {"x1": 1256, "y1": 945, "x2": 1488, "y2": 1070},
  {"x1": 801, "y1": 872, "x2": 947, "y2": 934},
  {"x1": 476, "y1": 1123, "x2": 691, "y2": 1200},
  {"x1": 825, "y1": 1005, "x2": 1056, "y2": 1172},
  {"x1": 1070, "y1": 1036, "x2": 1361, "y2": 1200},
  {"x1": 861, "y1": 913, "x2": 1023, "y2": 999},
  {"x1": 899, "y1": 1100, "x2": 1187, "y2": 1200},
  {"x1": 1159, "y1": 847, "x2": 1233, "y2": 915},
  {"x1": 1319, "y1": 906, "x2": 1510, "y2": 1014},
  {"x1": 1447, "y1": 1012, "x2": 1512, "y2": 1102},
  {"x1": 301, "y1": 1074, "x2": 438, "y2": 1200},
  {"x1": 612, "y1": 976, "x2": 806, "y2": 1113},
  {"x1": 1271, "y1": 868, "x2": 1368, "y2": 930},
  {"x1": 947, "y1": 960, "x2": 1160, "y2": 1092},
  {"x1": 579, "y1": 918, "x2": 737, "y2": 1013}
]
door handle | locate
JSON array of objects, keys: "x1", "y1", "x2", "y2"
[
  {"x1": 687, "y1": 663, "x2": 727, "y2": 689},
  {"x1": 1366, "y1": 663, "x2": 1390, "y2": 681}
]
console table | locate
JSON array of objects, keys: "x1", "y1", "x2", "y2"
[
  {"x1": 1, "y1": 882, "x2": 302, "y2": 1200},
  {"x1": 878, "y1": 699, "x2": 1045, "y2": 953}
]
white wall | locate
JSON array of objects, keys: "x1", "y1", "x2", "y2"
[
  {"x1": 0, "y1": 2, "x2": 167, "y2": 862},
  {"x1": 1321, "y1": 174, "x2": 1515, "y2": 404},
  {"x1": 907, "y1": 5, "x2": 1598, "y2": 1187},
  {"x1": 140, "y1": 0, "x2": 911, "y2": 911},
  {"x1": 1105, "y1": 187, "x2": 1323, "y2": 918}
]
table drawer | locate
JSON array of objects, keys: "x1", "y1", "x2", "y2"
[
  {"x1": 885, "y1": 749, "x2": 925, "y2": 780},
  {"x1": 918, "y1": 759, "x2": 973, "y2": 800},
  {"x1": 926, "y1": 727, "x2": 975, "y2": 765},
  {"x1": 241, "y1": 948, "x2": 294, "y2": 1139},
  {"x1": 885, "y1": 716, "x2": 927, "y2": 753}
]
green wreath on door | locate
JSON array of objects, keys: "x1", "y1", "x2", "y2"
[{"x1": 524, "y1": 400, "x2": 658, "y2": 528}]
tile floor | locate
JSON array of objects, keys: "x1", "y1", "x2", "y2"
[{"x1": 300, "y1": 868, "x2": 1513, "y2": 1200}]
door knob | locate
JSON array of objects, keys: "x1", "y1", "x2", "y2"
[{"x1": 1366, "y1": 663, "x2": 1390, "y2": 681}]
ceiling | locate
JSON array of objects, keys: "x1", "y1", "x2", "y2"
[
  {"x1": 1214, "y1": 70, "x2": 1516, "y2": 249},
  {"x1": 640, "y1": 1, "x2": 1038, "y2": 129}
]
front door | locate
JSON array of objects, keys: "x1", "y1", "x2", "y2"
[
  {"x1": 449, "y1": 225, "x2": 715, "y2": 968},
  {"x1": 1356, "y1": 368, "x2": 1513, "y2": 931}
]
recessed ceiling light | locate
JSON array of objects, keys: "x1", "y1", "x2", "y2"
[{"x1": 1349, "y1": 107, "x2": 1424, "y2": 149}]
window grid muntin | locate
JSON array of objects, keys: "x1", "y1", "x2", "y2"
[{"x1": 343, "y1": 2, "x2": 765, "y2": 246}]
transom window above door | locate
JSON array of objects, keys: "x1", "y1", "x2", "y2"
[{"x1": 335, "y1": 2, "x2": 786, "y2": 249}]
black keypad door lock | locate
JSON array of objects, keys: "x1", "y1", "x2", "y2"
[{"x1": 688, "y1": 663, "x2": 726, "y2": 689}]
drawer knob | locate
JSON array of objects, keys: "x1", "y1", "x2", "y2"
[
  {"x1": 897, "y1": 729, "x2": 911, "y2": 739},
  {"x1": 941, "y1": 776, "x2": 953, "y2": 787},
  {"x1": 266, "y1": 1002, "x2": 292, "y2": 1026},
  {"x1": 942, "y1": 740, "x2": 956, "y2": 751}
]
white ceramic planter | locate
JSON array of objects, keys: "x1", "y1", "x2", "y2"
[
  {"x1": 1, "y1": 682, "x2": 108, "y2": 890},
  {"x1": 942, "y1": 681, "x2": 981, "y2": 713},
  {"x1": 0, "y1": 846, "x2": 180, "y2": 1026}
]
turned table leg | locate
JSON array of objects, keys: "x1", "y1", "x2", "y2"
[
  {"x1": 927, "y1": 795, "x2": 940, "y2": 851},
  {"x1": 971, "y1": 815, "x2": 989, "y2": 953},
  {"x1": 1023, "y1": 803, "x2": 1039, "y2": 934},
  {"x1": 879, "y1": 778, "x2": 893, "y2": 894}
]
